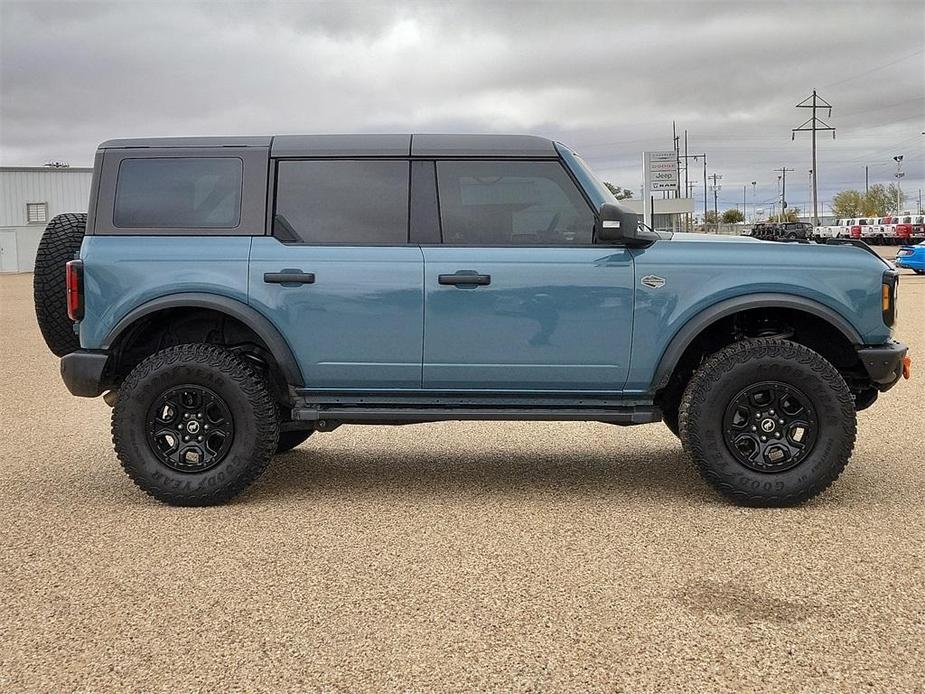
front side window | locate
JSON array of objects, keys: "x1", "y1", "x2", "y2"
[
  {"x1": 436, "y1": 160, "x2": 594, "y2": 245},
  {"x1": 114, "y1": 158, "x2": 242, "y2": 228},
  {"x1": 274, "y1": 160, "x2": 409, "y2": 244}
]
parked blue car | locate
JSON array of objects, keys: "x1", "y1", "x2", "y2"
[
  {"x1": 32, "y1": 134, "x2": 908, "y2": 507},
  {"x1": 896, "y1": 243, "x2": 925, "y2": 274}
]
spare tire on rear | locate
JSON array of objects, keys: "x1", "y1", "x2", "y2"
[{"x1": 34, "y1": 213, "x2": 86, "y2": 356}]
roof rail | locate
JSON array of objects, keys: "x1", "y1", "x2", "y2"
[{"x1": 823, "y1": 237, "x2": 883, "y2": 260}]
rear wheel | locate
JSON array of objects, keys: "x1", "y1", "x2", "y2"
[
  {"x1": 679, "y1": 338, "x2": 856, "y2": 506},
  {"x1": 112, "y1": 343, "x2": 279, "y2": 506},
  {"x1": 33, "y1": 213, "x2": 86, "y2": 356}
]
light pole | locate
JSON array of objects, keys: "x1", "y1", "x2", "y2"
[
  {"x1": 751, "y1": 181, "x2": 757, "y2": 223},
  {"x1": 776, "y1": 175, "x2": 782, "y2": 221},
  {"x1": 809, "y1": 169, "x2": 813, "y2": 222},
  {"x1": 894, "y1": 155, "x2": 904, "y2": 214}
]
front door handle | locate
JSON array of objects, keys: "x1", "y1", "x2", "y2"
[
  {"x1": 438, "y1": 272, "x2": 491, "y2": 286},
  {"x1": 264, "y1": 270, "x2": 316, "y2": 286}
]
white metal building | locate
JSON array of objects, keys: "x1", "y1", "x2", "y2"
[{"x1": 0, "y1": 166, "x2": 92, "y2": 272}]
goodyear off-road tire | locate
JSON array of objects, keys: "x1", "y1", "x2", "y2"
[
  {"x1": 276, "y1": 430, "x2": 313, "y2": 454},
  {"x1": 112, "y1": 344, "x2": 279, "y2": 506},
  {"x1": 678, "y1": 338, "x2": 856, "y2": 506},
  {"x1": 33, "y1": 213, "x2": 86, "y2": 356},
  {"x1": 662, "y1": 403, "x2": 680, "y2": 439}
]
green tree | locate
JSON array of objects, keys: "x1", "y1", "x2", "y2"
[
  {"x1": 832, "y1": 189, "x2": 864, "y2": 218},
  {"x1": 863, "y1": 183, "x2": 905, "y2": 215},
  {"x1": 721, "y1": 208, "x2": 744, "y2": 224},
  {"x1": 767, "y1": 208, "x2": 800, "y2": 223},
  {"x1": 604, "y1": 182, "x2": 634, "y2": 200},
  {"x1": 885, "y1": 183, "x2": 905, "y2": 213},
  {"x1": 703, "y1": 210, "x2": 719, "y2": 225}
]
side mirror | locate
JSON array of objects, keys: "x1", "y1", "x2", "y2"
[{"x1": 596, "y1": 203, "x2": 655, "y2": 246}]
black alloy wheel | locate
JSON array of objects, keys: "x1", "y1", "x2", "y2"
[
  {"x1": 722, "y1": 381, "x2": 817, "y2": 473},
  {"x1": 146, "y1": 385, "x2": 235, "y2": 473}
]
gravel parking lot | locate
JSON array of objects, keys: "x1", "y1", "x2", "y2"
[{"x1": 1, "y1": 254, "x2": 923, "y2": 692}]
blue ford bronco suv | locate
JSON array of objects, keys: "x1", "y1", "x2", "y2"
[{"x1": 33, "y1": 134, "x2": 909, "y2": 507}]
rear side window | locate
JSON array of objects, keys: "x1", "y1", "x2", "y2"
[
  {"x1": 274, "y1": 160, "x2": 409, "y2": 244},
  {"x1": 436, "y1": 160, "x2": 593, "y2": 245},
  {"x1": 114, "y1": 158, "x2": 242, "y2": 228}
]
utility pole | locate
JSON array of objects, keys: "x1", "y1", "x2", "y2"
[
  {"x1": 792, "y1": 89, "x2": 836, "y2": 227},
  {"x1": 709, "y1": 172, "x2": 722, "y2": 228},
  {"x1": 672, "y1": 121, "x2": 681, "y2": 199},
  {"x1": 679, "y1": 149, "x2": 707, "y2": 227},
  {"x1": 773, "y1": 167, "x2": 794, "y2": 220},
  {"x1": 865, "y1": 165, "x2": 869, "y2": 193},
  {"x1": 703, "y1": 157, "x2": 708, "y2": 226},
  {"x1": 686, "y1": 179, "x2": 699, "y2": 231},
  {"x1": 678, "y1": 128, "x2": 691, "y2": 231}
]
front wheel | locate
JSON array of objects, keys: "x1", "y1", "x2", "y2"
[
  {"x1": 679, "y1": 338, "x2": 856, "y2": 506},
  {"x1": 276, "y1": 429, "x2": 313, "y2": 454},
  {"x1": 112, "y1": 344, "x2": 279, "y2": 506}
]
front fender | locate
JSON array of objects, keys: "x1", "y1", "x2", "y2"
[{"x1": 647, "y1": 293, "x2": 863, "y2": 392}]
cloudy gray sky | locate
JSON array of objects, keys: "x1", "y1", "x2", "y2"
[{"x1": 2, "y1": 0, "x2": 923, "y2": 214}]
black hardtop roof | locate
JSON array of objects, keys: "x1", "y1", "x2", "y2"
[{"x1": 97, "y1": 134, "x2": 559, "y2": 158}]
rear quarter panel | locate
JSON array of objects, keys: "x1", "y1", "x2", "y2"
[
  {"x1": 624, "y1": 238, "x2": 890, "y2": 393},
  {"x1": 78, "y1": 235, "x2": 252, "y2": 348}
]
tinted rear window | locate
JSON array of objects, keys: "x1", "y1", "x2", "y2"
[
  {"x1": 114, "y1": 158, "x2": 242, "y2": 228},
  {"x1": 274, "y1": 160, "x2": 409, "y2": 244}
]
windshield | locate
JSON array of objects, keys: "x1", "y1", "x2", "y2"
[{"x1": 555, "y1": 143, "x2": 618, "y2": 209}]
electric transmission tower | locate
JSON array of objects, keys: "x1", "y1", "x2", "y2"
[{"x1": 792, "y1": 90, "x2": 836, "y2": 227}]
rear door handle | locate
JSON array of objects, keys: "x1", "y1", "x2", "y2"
[
  {"x1": 264, "y1": 270, "x2": 316, "y2": 286},
  {"x1": 438, "y1": 272, "x2": 491, "y2": 286}
]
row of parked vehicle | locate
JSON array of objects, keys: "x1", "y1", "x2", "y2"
[
  {"x1": 814, "y1": 214, "x2": 925, "y2": 244},
  {"x1": 748, "y1": 222, "x2": 815, "y2": 240}
]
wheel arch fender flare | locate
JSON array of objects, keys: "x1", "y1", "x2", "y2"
[
  {"x1": 101, "y1": 292, "x2": 304, "y2": 387},
  {"x1": 651, "y1": 293, "x2": 863, "y2": 392}
]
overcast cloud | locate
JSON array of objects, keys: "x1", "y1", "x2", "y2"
[{"x1": 1, "y1": 0, "x2": 923, "y2": 214}]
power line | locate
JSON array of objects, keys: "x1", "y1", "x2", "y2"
[{"x1": 822, "y1": 48, "x2": 925, "y2": 88}]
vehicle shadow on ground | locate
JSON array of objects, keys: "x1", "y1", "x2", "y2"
[{"x1": 252, "y1": 444, "x2": 714, "y2": 505}]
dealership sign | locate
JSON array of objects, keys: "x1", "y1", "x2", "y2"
[{"x1": 642, "y1": 151, "x2": 680, "y2": 224}]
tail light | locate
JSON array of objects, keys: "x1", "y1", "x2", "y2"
[
  {"x1": 66, "y1": 259, "x2": 84, "y2": 321},
  {"x1": 882, "y1": 270, "x2": 898, "y2": 327}
]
